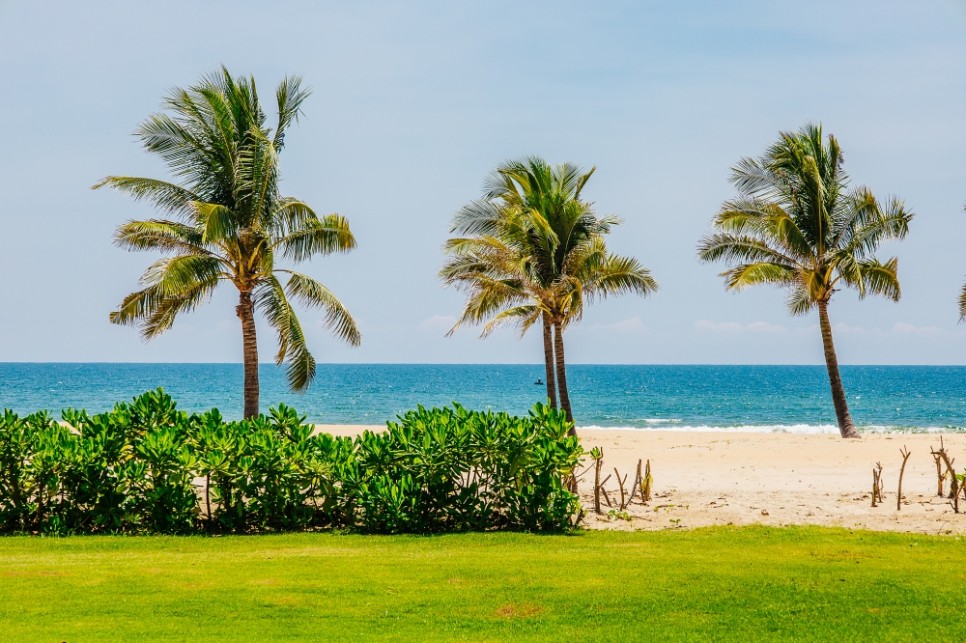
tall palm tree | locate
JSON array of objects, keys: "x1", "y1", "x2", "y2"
[
  {"x1": 442, "y1": 158, "x2": 657, "y2": 432},
  {"x1": 960, "y1": 206, "x2": 966, "y2": 322},
  {"x1": 93, "y1": 67, "x2": 360, "y2": 418},
  {"x1": 698, "y1": 124, "x2": 912, "y2": 438}
]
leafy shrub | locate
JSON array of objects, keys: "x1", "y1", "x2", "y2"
[
  {"x1": 344, "y1": 402, "x2": 581, "y2": 533},
  {"x1": 0, "y1": 390, "x2": 582, "y2": 535},
  {"x1": 192, "y1": 405, "x2": 337, "y2": 533},
  {"x1": 0, "y1": 410, "x2": 61, "y2": 532}
]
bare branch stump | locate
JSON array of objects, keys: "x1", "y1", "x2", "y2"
[
  {"x1": 897, "y1": 446, "x2": 911, "y2": 511},
  {"x1": 871, "y1": 462, "x2": 884, "y2": 508}
]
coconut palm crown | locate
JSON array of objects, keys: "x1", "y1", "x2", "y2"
[
  {"x1": 94, "y1": 67, "x2": 360, "y2": 418},
  {"x1": 442, "y1": 157, "x2": 657, "y2": 431},
  {"x1": 698, "y1": 123, "x2": 912, "y2": 438}
]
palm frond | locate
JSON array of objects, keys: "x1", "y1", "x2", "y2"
[
  {"x1": 268, "y1": 198, "x2": 318, "y2": 238},
  {"x1": 110, "y1": 255, "x2": 223, "y2": 338},
  {"x1": 273, "y1": 214, "x2": 356, "y2": 261},
  {"x1": 480, "y1": 304, "x2": 543, "y2": 338},
  {"x1": 786, "y1": 285, "x2": 815, "y2": 316},
  {"x1": 721, "y1": 262, "x2": 799, "y2": 291},
  {"x1": 840, "y1": 192, "x2": 912, "y2": 258},
  {"x1": 92, "y1": 176, "x2": 200, "y2": 218},
  {"x1": 730, "y1": 156, "x2": 779, "y2": 199},
  {"x1": 274, "y1": 74, "x2": 309, "y2": 149},
  {"x1": 698, "y1": 233, "x2": 798, "y2": 267},
  {"x1": 449, "y1": 199, "x2": 504, "y2": 235},
  {"x1": 281, "y1": 272, "x2": 361, "y2": 346},
  {"x1": 114, "y1": 219, "x2": 211, "y2": 255},
  {"x1": 193, "y1": 202, "x2": 238, "y2": 244},
  {"x1": 254, "y1": 277, "x2": 316, "y2": 392},
  {"x1": 580, "y1": 254, "x2": 659, "y2": 301},
  {"x1": 854, "y1": 258, "x2": 901, "y2": 301}
]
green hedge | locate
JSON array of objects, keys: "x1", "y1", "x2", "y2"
[{"x1": 0, "y1": 390, "x2": 582, "y2": 535}]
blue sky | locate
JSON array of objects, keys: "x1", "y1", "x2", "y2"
[{"x1": 2, "y1": 1, "x2": 965, "y2": 365}]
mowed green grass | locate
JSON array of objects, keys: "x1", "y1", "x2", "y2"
[{"x1": 1, "y1": 527, "x2": 963, "y2": 641}]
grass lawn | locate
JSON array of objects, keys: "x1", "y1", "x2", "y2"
[{"x1": 1, "y1": 526, "x2": 963, "y2": 641}]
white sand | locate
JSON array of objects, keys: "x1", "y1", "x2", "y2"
[{"x1": 314, "y1": 425, "x2": 966, "y2": 535}]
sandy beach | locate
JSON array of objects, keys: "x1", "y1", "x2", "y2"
[{"x1": 315, "y1": 425, "x2": 966, "y2": 535}]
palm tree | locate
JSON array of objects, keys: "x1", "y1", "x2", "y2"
[
  {"x1": 93, "y1": 67, "x2": 360, "y2": 419},
  {"x1": 442, "y1": 158, "x2": 657, "y2": 432},
  {"x1": 960, "y1": 206, "x2": 966, "y2": 322},
  {"x1": 698, "y1": 124, "x2": 912, "y2": 438}
]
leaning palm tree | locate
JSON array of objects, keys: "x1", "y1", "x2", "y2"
[
  {"x1": 442, "y1": 158, "x2": 657, "y2": 431},
  {"x1": 960, "y1": 206, "x2": 966, "y2": 322},
  {"x1": 698, "y1": 123, "x2": 912, "y2": 438},
  {"x1": 93, "y1": 67, "x2": 360, "y2": 418}
]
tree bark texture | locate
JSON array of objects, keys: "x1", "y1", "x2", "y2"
[
  {"x1": 237, "y1": 289, "x2": 260, "y2": 419},
  {"x1": 817, "y1": 300, "x2": 859, "y2": 439},
  {"x1": 542, "y1": 312, "x2": 558, "y2": 408},
  {"x1": 552, "y1": 321, "x2": 576, "y2": 437}
]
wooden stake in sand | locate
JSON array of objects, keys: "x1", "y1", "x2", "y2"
[
  {"x1": 871, "y1": 462, "x2": 884, "y2": 508},
  {"x1": 639, "y1": 459, "x2": 653, "y2": 504},
  {"x1": 896, "y1": 446, "x2": 911, "y2": 511},
  {"x1": 930, "y1": 440, "x2": 960, "y2": 514},
  {"x1": 592, "y1": 448, "x2": 604, "y2": 514}
]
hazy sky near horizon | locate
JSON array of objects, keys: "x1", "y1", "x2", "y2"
[{"x1": 2, "y1": 1, "x2": 965, "y2": 366}]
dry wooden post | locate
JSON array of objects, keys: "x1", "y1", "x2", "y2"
[
  {"x1": 593, "y1": 449, "x2": 604, "y2": 514},
  {"x1": 953, "y1": 470, "x2": 961, "y2": 514},
  {"x1": 627, "y1": 459, "x2": 643, "y2": 506},
  {"x1": 614, "y1": 468, "x2": 628, "y2": 510},
  {"x1": 896, "y1": 446, "x2": 911, "y2": 511},
  {"x1": 642, "y1": 459, "x2": 653, "y2": 503},
  {"x1": 931, "y1": 442, "x2": 960, "y2": 514},
  {"x1": 599, "y1": 473, "x2": 613, "y2": 508},
  {"x1": 932, "y1": 436, "x2": 948, "y2": 497},
  {"x1": 871, "y1": 462, "x2": 884, "y2": 507},
  {"x1": 933, "y1": 451, "x2": 947, "y2": 497},
  {"x1": 948, "y1": 458, "x2": 960, "y2": 514}
]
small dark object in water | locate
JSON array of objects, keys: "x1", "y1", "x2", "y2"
[{"x1": 534, "y1": 379, "x2": 543, "y2": 385}]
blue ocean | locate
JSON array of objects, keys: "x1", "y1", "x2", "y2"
[{"x1": 1, "y1": 363, "x2": 964, "y2": 433}]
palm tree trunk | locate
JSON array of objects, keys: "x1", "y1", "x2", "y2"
[
  {"x1": 237, "y1": 289, "x2": 259, "y2": 419},
  {"x1": 542, "y1": 312, "x2": 558, "y2": 407},
  {"x1": 552, "y1": 320, "x2": 576, "y2": 437},
  {"x1": 817, "y1": 300, "x2": 859, "y2": 439}
]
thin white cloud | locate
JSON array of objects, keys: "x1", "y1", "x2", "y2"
[
  {"x1": 587, "y1": 317, "x2": 650, "y2": 334},
  {"x1": 746, "y1": 321, "x2": 787, "y2": 334},
  {"x1": 831, "y1": 322, "x2": 869, "y2": 335},
  {"x1": 694, "y1": 320, "x2": 787, "y2": 335},
  {"x1": 891, "y1": 322, "x2": 947, "y2": 338}
]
